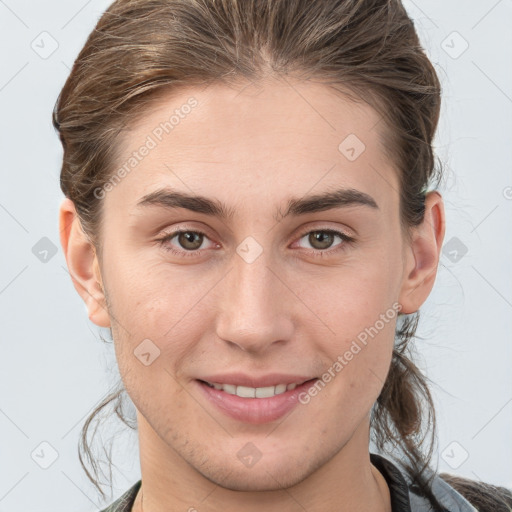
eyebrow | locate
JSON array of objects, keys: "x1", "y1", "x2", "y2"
[{"x1": 135, "y1": 186, "x2": 379, "y2": 221}]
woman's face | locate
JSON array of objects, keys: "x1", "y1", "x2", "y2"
[{"x1": 61, "y1": 77, "x2": 444, "y2": 493}]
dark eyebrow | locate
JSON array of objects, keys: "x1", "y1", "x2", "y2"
[
  {"x1": 135, "y1": 187, "x2": 379, "y2": 221},
  {"x1": 281, "y1": 188, "x2": 379, "y2": 218}
]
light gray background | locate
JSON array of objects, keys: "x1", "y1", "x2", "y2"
[{"x1": 1, "y1": 1, "x2": 511, "y2": 510}]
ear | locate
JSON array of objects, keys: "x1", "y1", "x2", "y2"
[
  {"x1": 59, "y1": 198, "x2": 111, "y2": 328},
  {"x1": 398, "y1": 191, "x2": 446, "y2": 314}
]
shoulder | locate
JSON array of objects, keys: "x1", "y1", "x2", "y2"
[
  {"x1": 371, "y1": 452, "x2": 505, "y2": 512},
  {"x1": 438, "y1": 473, "x2": 512, "y2": 512}
]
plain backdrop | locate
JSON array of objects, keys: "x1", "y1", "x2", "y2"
[{"x1": 0, "y1": 1, "x2": 511, "y2": 510}]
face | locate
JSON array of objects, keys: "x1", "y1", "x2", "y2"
[{"x1": 61, "y1": 76, "x2": 444, "y2": 494}]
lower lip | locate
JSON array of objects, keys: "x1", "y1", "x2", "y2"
[{"x1": 195, "y1": 378, "x2": 319, "y2": 424}]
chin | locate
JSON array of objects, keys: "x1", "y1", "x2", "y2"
[{"x1": 199, "y1": 458, "x2": 311, "y2": 492}]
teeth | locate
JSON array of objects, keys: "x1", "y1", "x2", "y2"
[
  {"x1": 256, "y1": 386, "x2": 277, "y2": 398},
  {"x1": 204, "y1": 380, "x2": 304, "y2": 398},
  {"x1": 222, "y1": 383, "x2": 237, "y2": 395}
]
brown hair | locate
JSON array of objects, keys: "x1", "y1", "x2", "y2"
[{"x1": 53, "y1": 0, "x2": 510, "y2": 509}]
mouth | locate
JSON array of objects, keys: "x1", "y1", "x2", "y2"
[
  {"x1": 195, "y1": 377, "x2": 319, "y2": 424},
  {"x1": 198, "y1": 379, "x2": 311, "y2": 398}
]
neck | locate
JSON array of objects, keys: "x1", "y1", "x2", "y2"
[{"x1": 132, "y1": 414, "x2": 391, "y2": 512}]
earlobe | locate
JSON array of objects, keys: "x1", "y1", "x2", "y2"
[
  {"x1": 59, "y1": 198, "x2": 111, "y2": 328},
  {"x1": 398, "y1": 191, "x2": 446, "y2": 314}
]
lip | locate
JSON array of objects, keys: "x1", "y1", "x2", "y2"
[
  {"x1": 195, "y1": 377, "x2": 319, "y2": 425},
  {"x1": 198, "y1": 373, "x2": 315, "y2": 388}
]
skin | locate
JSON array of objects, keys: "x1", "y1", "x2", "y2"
[{"x1": 59, "y1": 76, "x2": 445, "y2": 512}]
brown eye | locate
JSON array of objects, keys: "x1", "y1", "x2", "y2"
[
  {"x1": 294, "y1": 228, "x2": 355, "y2": 257},
  {"x1": 158, "y1": 229, "x2": 213, "y2": 256},
  {"x1": 176, "y1": 231, "x2": 204, "y2": 250},
  {"x1": 307, "y1": 231, "x2": 336, "y2": 250}
]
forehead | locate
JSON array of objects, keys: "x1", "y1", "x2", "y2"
[{"x1": 110, "y1": 77, "x2": 400, "y2": 217}]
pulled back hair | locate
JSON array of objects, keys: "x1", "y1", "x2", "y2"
[{"x1": 53, "y1": 0, "x2": 511, "y2": 510}]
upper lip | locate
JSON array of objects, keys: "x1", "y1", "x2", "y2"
[{"x1": 198, "y1": 373, "x2": 317, "y2": 388}]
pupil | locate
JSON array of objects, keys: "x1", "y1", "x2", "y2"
[
  {"x1": 180, "y1": 232, "x2": 202, "y2": 249},
  {"x1": 311, "y1": 231, "x2": 332, "y2": 249}
]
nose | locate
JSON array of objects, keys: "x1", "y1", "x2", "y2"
[{"x1": 214, "y1": 248, "x2": 294, "y2": 354}]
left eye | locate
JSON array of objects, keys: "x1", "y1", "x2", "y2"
[{"x1": 295, "y1": 229, "x2": 353, "y2": 252}]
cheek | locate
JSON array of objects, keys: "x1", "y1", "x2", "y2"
[
  {"x1": 107, "y1": 267, "x2": 225, "y2": 404},
  {"x1": 297, "y1": 266, "x2": 398, "y2": 409},
  {"x1": 297, "y1": 260, "x2": 399, "y2": 341},
  {"x1": 104, "y1": 250, "x2": 210, "y2": 334},
  {"x1": 309, "y1": 322, "x2": 395, "y2": 431}
]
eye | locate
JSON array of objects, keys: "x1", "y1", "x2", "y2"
[
  {"x1": 157, "y1": 229, "x2": 215, "y2": 257},
  {"x1": 157, "y1": 227, "x2": 355, "y2": 259},
  {"x1": 294, "y1": 228, "x2": 355, "y2": 257}
]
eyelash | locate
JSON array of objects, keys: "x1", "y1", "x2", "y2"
[{"x1": 157, "y1": 227, "x2": 356, "y2": 259}]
